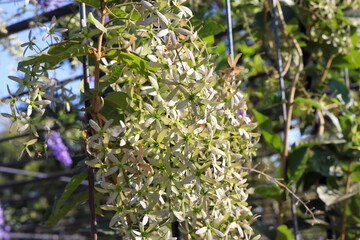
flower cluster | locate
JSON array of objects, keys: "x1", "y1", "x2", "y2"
[
  {"x1": 0, "y1": 202, "x2": 10, "y2": 240},
  {"x1": 83, "y1": 0, "x2": 259, "y2": 238},
  {"x1": 2, "y1": 0, "x2": 259, "y2": 238},
  {"x1": 47, "y1": 131, "x2": 72, "y2": 167}
]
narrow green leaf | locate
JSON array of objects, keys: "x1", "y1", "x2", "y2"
[
  {"x1": 88, "y1": 12, "x2": 107, "y2": 34},
  {"x1": 252, "y1": 109, "x2": 283, "y2": 153},
  {"x1": 45, "y1": 190, "x2": 89, "y2": 226},
  {"x1": 287, "y1": 147, "x2": 308, "y2": 184},
  {"x1": 293, "y1": 97, "x2": 322, "y2": 109},
  {"x1": 18, "y1": 43, "x2": 89, "y2": 69},
  {"x1": 55, "y1": 170, "x2": 88, "y2": 212}
]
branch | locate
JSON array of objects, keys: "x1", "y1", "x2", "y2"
[
  {"x1": 316, "y1": 54, "x2": 334, "y2": 88},
  {"x1": 0, "y1": 122, "x2": 76, "y2": 143},
  {"x1": 0, "y1": 166, "x2": 86, "y2": 189},
  {"x1": 243, "y1": 166, "x2": 317, "y2": 223},
  {"x1": 8, "y1": 232, "x2": 86, "y2": 240},
  {"x1": 1, "y1": 3, "x2": 76, "y2": 37},
  {"x1": 0, "y1": 166, "x2": 88, "y2": 185}
]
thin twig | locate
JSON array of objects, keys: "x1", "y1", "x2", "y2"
[
  {"x1": 0, "y1": 166, "x2": 88, "y2": 185},
  {"x1": 243, "y1": 166, "x2": 317, "y2": 222},
  {"x1": 0, "y1": 167, "x2": 86, "y2": 189},
  {"x1": 94, "y1": 1, "x2": 107, "y2": 89},
  {"x1": 8, "y1": 232, "x2": 86, "y2": 240}
]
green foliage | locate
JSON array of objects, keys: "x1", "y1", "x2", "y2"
[
  {"x1": 18, "y1": 43, "x2": 90, "y2": 68},
  {"x1": 45, "y1": 190, "x2": 89, "y2": 226},
  {"x1": 286, "y1": 147, "x2": 308, "y2": 184},
  {"x1": 254, "y1": 185, "x2": 281, "y2": 201},
  {"x1": 277, "y1": 225, "x2": 293, "y2": 240},
  {"x1": 252, "y1": 109, "x2": 283, "y2": 153},
  {"x1": 88, "y1": 12, "x2": 107, "y2": 33},
  {"x1": 77, "y1": 0, "x2": 100, "y2": 9},
  {"x1": 107, "y1": 50, "x2": 159, "y2": 77},
  {"x1": 44, "y1": 170, "x2": 88, "y2": 226}
]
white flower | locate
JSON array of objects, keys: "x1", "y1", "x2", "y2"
[{"x1": 39, "y1": 16, "x2": 68, "y2": 43}]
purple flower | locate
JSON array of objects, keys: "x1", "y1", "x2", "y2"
[
  {"x1": 0, "y1": 202, "x2": 10, "y2": 240},
  {"x1": 89, "y1": 76, "x2": 95, "y2": 83},
  {"x1": 47, "y1": 131, "x2": 73, "y2": 167},
  {"x1": 36, "y1": 0, "x2": 58, "y2": 10},
  {"x1": 237, "y1": 109, "x2": 245, "y2": 116},
  {"x1": 35, "y1": 0, "x2": 70, "y2": 11}
]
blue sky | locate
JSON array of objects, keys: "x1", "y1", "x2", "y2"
[{"x1": 0, "y1": 1, "x2": 82, "y2": 129}]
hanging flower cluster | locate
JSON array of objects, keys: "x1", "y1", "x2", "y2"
[
  {"x1": 83, "y1": 0, "x2": 259, "y2": 238},
  {"x1": 2, "y1": 0, "x2": 259, "y2": 238}
]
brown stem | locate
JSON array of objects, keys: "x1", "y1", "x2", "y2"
[
  {"x1": 88, "y1": 167, "x2": 98, "y2": 240},
  {"x1": 94, "y1": 0, "x2": 107, "y2": 89},
  {"x1": 340, "y1": 160, "x2": 353, "y2": 240},
  {"x1": 316, "y1": 54, "x2": 334, "y2": 88},
  {"x1": 79, "y1": 2, "x2": 98, "y2": 239},
  {"x1": 274, "y1": 0, "x2": 304, "y2": 231}
]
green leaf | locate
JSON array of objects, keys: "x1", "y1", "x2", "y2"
[
  {"x1": 55, "y1": 170, "x2": 88, "y2": 212},
  {"x1": 254, "y1": 185, "x2": 281, "y2": 201},
  {"x1": 351, "y1": 171, "x2": 360, "y2": 182},
  {"x1": 277, "y1": 225, "x2": 293, "y2": 240},
  {"x1": 107, "y1": 50, "x2": 159, "y2": 77},
  {"x1": 77, "y1": 0, "x2": 100, "y2": 9},
  {"x1": 108, "y1": 65, "x2": 124, "y2": 83},
  {"x1": 293, "y1": 97, "x2": 341, "y2": 131},
  {"x1": 307, "y1": 148, "x2": 343, "y2": 177},
  {"x1": 293, "y1": 97, "x2": 322, "y2": 109},
  {"x1": 197, "y1": 19, "x2": 225, "y2": 38},
  {"x1": 45, "y1": 190, "x2": 89, "y2": 226},
  {"x1": 287, "y1": 147, "x2": 308, "y2": 184},
  {"x1": 18, "y1": 43, "x2": 90, "y2": 69},
  {"x1": 252, "y1": 108, "x2": 283, "y2": 153},
  {"x1": 104, "y1": 92, "x2": 133, "y2": 112},
  {"x1": 88, "y1": 12, "x2": 107, "y2": 34}
]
